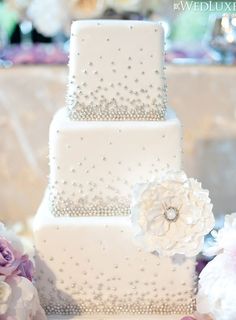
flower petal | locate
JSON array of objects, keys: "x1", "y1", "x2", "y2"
[{"x1": 130, "y1": 170, "x2": 215, "y2": 256}]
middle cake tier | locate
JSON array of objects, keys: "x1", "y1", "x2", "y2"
[{"x1": 49, "y1": 108, "x2": 182, "y2": 216}]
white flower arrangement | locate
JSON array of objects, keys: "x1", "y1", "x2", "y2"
[
  {"x1": 3, "y1": 276, "x2": 46, "y2": 320},
  {"x1": 27, "y1": 0, "x2": 71, "y2": 37},
  {"x1": 4, "y1": 0, "x2": 107, "y2": 38},
  {"x1": 27, "y1": 0, "x2": 107, "y2": 36},
  {"x1": 131, "y1": 170, "x2": 215, "y2": 257},
  {"x1": 0, "y1": 276, "x2": 12, "y2": 315},
  {"x1": 5, "y1": 0, "x2": 32, "y2": 19},
  {"x1": 6, "y1": 0, "x2": 164, "y2": 37},
  {"x1": 0, "y1": 222, "x2": 46, "y2": 320},
  {"x1": 197, "y1": 213, "x2": 236, "y2": 320}
]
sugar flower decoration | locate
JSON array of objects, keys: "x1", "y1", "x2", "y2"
[
  {"x1": 0, "y1": 223, "x2": 34, "y2": 281},
  {"x1": 131, "y1": 170, "x2": 215, "y2": 257},
  {"x1": 204, "y1": 212, "x2": 236, "y2": 257},
  {"x1": 3, "y1": 276, "x2": 46, "y2": 320},
  {"x1": 0, "y1": 276, "x2": 12, "y2": 315},
  {"x1": 0, "y1": 222, "x2": 46, "y2": 320},
  {"x1": 197, "y1": 213, "x2": 236, "y2": 320}
]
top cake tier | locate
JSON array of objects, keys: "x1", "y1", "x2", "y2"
[{"x1": 67, "y1": 20, "x2": 167, "y2": 121}]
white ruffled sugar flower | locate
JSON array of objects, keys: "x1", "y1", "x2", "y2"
[
  {"x1": 197, "y1": 213, "x2": 236, "y2": 320},
  {"x1": 0, "y1": 276, "x2": 12, "y2": 315},
  {"x1": 131, "y1": 170, "x2": 215, "y2": 257}
]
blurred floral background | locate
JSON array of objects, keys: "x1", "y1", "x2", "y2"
[
  {"x1": 1, "y1": 0, "x2": 236, "y2": 65},
  {"x1": 1, "y1": 0, "x2": 236, "y2": 231}
]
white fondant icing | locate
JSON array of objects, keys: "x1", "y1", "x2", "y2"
[
  {"x1": 34, "y1": 192, "x2": 196, "y2": 315},
  {"x1": 34, "y1": 20, "x2": 197, "y2": 317},
  {"x1": 67, "y1": 20, "x2": 166, "y2": 120},
  {"x1": 49, "y1": 108, "x2": 182, "y2": 215}
]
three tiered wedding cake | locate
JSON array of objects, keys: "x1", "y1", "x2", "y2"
[{"x1": 34, "y1": 20, "x2": 214, "y2": 317}]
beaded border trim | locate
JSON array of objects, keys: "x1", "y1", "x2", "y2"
[
  {"x1": 67, "y1": 92, "x2": 167, "y2": 122},
  {"x1": 52, "y1": 203, "x2": 130, "y2": 217},
  {"x1": 68, "y1": 108, "x2": 167, "y2": 121},
  {"x1": 50, "y1": 192, "x2": 130, "y2": 217},
  {"x1": 44, "y1": 300, "x2": 196, "y2": 316}
]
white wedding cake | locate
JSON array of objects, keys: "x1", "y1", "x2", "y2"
[{"x1": 34, "y1": 20, "x2": 214, "y2": 318}]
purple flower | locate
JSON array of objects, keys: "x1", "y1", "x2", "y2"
[
  {"x1": 16, "y1": 255, "x2": 34, "y2": 282},
  {"x1": 0, "y1": 240, "x2": 14, "y2": 266},
  {"x1": 0, "y1": 238, "x2": 21, "y2": 277},
  {"x1": 0, "y1": 238, "x2": 34, "y2": 282}
]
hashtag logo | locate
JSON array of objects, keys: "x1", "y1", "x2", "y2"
[{"x1": 173, "y1": 1, "x2": 181, "y2": 10}]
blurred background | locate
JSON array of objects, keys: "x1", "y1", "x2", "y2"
[{"x1": 0, "y1": 0, "x2": 236, "y2": 229}]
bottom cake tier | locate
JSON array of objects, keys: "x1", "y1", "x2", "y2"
[{"x1": 34, "y1": 192, "x2": 197, "y2": 317}]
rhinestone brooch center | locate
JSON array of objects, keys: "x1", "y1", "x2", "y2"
[{"x1": 164, "y1": 207, "x2": 179, "y2": 222}]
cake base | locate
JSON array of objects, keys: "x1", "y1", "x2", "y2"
[
  {"x1": 48, "y1": 315, "x2": 187, "y2": 320},
  {"x1": 34, "y1": 192, "x2": 196, "y2": 317}
]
